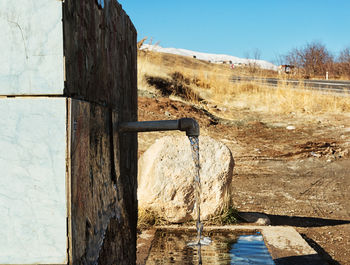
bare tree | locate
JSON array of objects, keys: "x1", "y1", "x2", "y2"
[
  {"x1": 285, "y1": 47, "x2": 303, "y2": 76},
  {"x1": 285, "y1": 42, "x2": 333, "y2": 78},
  {"x1": 339, "y1": 47, "x2": 350, "y2": 62},
  {"x1": 338, "y1": 47, "x2": 350, "y2": 78},
  {"x1": 253, "y1": 48, "x2": 261, "y2": 61},
  {"x1": 245, "y1": 48, "x2": 262, "y2": 74}
]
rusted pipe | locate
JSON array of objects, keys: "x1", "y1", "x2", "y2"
[{"x1": 119, "y1": 118, "x2": 199, "y2": 137}]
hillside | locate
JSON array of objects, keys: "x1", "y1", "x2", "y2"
[
  {"x1": 137, "y1": 48, "x2": 350, "y2": 264},
  {"x1": 141, "y1": 44, "x2": 278, "y2": 70}
]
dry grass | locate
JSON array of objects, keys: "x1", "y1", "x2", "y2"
[
  {"x1": 137, "y1": 206, "x2": 240, "y2": 229},
  {"x1": 138, "y1": 207, "x2": 167, "y2": 230},
  {"x1": 137, "y1": 50, "x2": 350, "y2": 228},
  {"x1": 206, "y1": 81, "x2": 350, "y2": 114},
  {"x1": 138, "y1": 50, "x2": 350, "y2": 115}
]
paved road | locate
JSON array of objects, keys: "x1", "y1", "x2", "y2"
[{"x1": 231, "y1": 76, "x2": 350, "y2": 94}]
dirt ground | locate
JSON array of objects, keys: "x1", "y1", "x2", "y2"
[{"x1": 137, "y1": 95, "x2": 350, "y2": 265}]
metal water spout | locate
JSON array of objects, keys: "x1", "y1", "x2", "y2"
[{"x1": 119, "y1": 118, "x2": 200, "y2": 136}]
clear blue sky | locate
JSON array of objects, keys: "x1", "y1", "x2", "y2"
[{"x1": 117, "y1": 0, "x2": 350, "y2": 63}]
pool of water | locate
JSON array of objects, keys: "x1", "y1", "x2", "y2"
[{"x1": 145, "y1": 229, "x2": 275, "y2": 265}]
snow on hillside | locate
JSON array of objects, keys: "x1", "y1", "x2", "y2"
[{"x1": 141, "y1": 44, "x2": 278, "y2": 71}]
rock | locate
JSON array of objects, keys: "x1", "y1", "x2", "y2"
[
  {"x1": 239, "y1": 212, "x2": 271, "y2": 226},
  {"x1": 310, "y1": 151, "x2": 321, "y2": 158},
  {"x1": 286, "y1": 125, "x2": 295, "y2": 130},
  {"x1": 138, "y1": 135, "x2": 234, "y2": 223}
]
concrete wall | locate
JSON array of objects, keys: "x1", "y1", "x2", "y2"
[
  {"x1": 0, "y1": 0, "x2": 138, "y2": 112},
  {"x1": 0, "y1": 98, "x2": 68, "y2": 264},
  {"x1": 0, "y1": 0, "x2": 138, "y2": 264},
  {"x1": 0, "y1": 0, "x2": 64, "y2": 95}
]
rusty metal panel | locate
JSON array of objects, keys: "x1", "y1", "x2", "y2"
[
  {"x1": 0, "y1": 0, "x2": 64, "y2": 95},
  {"x1": 0, "y1": 97, "x2": 68, "y2": 264}
]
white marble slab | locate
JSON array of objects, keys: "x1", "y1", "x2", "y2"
[
  {"x1": 0, "y1": 0, "x2": 64, "y2": 95},
  {"x1": 0, "y1": 98, "x2": 67, "y2": 264}
]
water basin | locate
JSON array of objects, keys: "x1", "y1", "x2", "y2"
[{"x1": 145, "y1": 229, "x2": 274, "y2": 265}]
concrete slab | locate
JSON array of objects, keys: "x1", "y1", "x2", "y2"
[
  {"x1": 0, "y1": 97, "x2": 67, "y2": 264},
  {"x1": 0, "y1": 0, "x2": 64, "y2": 95}
]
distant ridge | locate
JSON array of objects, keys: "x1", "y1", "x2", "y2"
[{"x1": 141, "y1": 44, "x2": 278, "y2": 71}]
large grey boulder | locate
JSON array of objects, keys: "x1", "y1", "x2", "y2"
[{"x1": 138, "y1": 135, "x2": 234, "y2": 223}]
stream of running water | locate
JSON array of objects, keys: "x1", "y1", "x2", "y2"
[
  {"x1": 188, "y1": 136, "x2": 202, "y2": 244},
  {"x1": 188, "y1": 136, "x2": 211, "y2": 264}
]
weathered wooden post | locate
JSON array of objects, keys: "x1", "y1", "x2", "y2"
[{"x1": 0, "y1": 0, "x2": 138, "y2": 264}]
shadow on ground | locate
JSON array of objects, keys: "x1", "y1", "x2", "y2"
[
  {"x1": 274, "y1": 254, "x2": 328, "y2": 265},
  {"x1": 237, "y1": 211, "x2": 350, "y2": 227},
  {"x1": 266, "y1": 213, "x2": 350, "y2": 227},
  {"x1": 301, "y1": 234, "x2": 342, "y2": 265}
]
